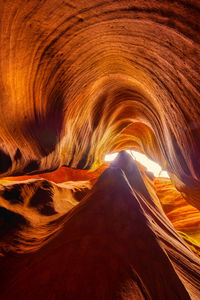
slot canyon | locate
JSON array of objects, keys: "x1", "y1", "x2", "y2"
[{"x1": 0, "y1": 0, "x2": 200, "y2": 299}]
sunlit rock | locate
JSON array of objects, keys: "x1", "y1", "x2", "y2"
[{"x1": 0, "y1": 0, "x2": 200, "y2": 298}]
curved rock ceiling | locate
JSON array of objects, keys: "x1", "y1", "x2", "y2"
[{"x1": 0, "y1": 0, "x2": 200, "y2": 299}]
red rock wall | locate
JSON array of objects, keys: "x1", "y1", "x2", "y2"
[
  {"x1": 0, "y1": 1, "x2": 200, "y2": 298},
  {"x1": 0, "y1": 0, "x2": 200, "y2": 207},
  {"x1": 0, "y1": 152, "x2": 200, "y2": 299}
]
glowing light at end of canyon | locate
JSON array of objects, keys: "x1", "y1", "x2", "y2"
[{"x1": 105, "y1": 150, "x2": 169, "y2": 178}]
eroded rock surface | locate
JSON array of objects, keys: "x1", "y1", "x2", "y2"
[
  {"x1": 0, "y1": 153, "x2": 199, "y2": 299},
  {"x1": 0, "y1": 0, "x2": 200, "y2": 207},
  {"x1": 0, "y1": 1, "x2": 200, "y2": 298}
]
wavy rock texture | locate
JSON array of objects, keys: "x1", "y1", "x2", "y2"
[
  {"x1": 0, "y1": 0, "x2": 200, "y2": 207},
  {"x1": 0, "y1": 152, "x2": 200, "y2": 299},
  {"x1": 154, "y1": 178, "x2": 200, "y2": 259},
  {"x1": 0, "y1": 0, "x2": 200, "y2": 299}
]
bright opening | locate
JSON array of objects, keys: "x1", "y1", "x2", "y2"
[{"x1": 104, "y1": 150, "x2": 169, "y2": 178}]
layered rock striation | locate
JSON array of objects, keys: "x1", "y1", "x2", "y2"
[
  {"x1": 0, "y1": 0, "x2": 200, "y2": 207},
  {"x1": 0, "y1": 1, "x2": 200, "y2": 298}
]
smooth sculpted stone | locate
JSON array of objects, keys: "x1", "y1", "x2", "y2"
[
  {"x1": 0, "y1": 160, "x2": 199, "y2": 299},
  {"x1": 0, "y1": 0, "x2": 199, "y2": 209},
  {"x1": 0, "y1": 1, "x2": 200, "y2": 299}
]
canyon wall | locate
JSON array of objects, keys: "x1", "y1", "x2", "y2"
[{"x1": 0, "y1": 1, "x2": 200, "y2": 299}]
